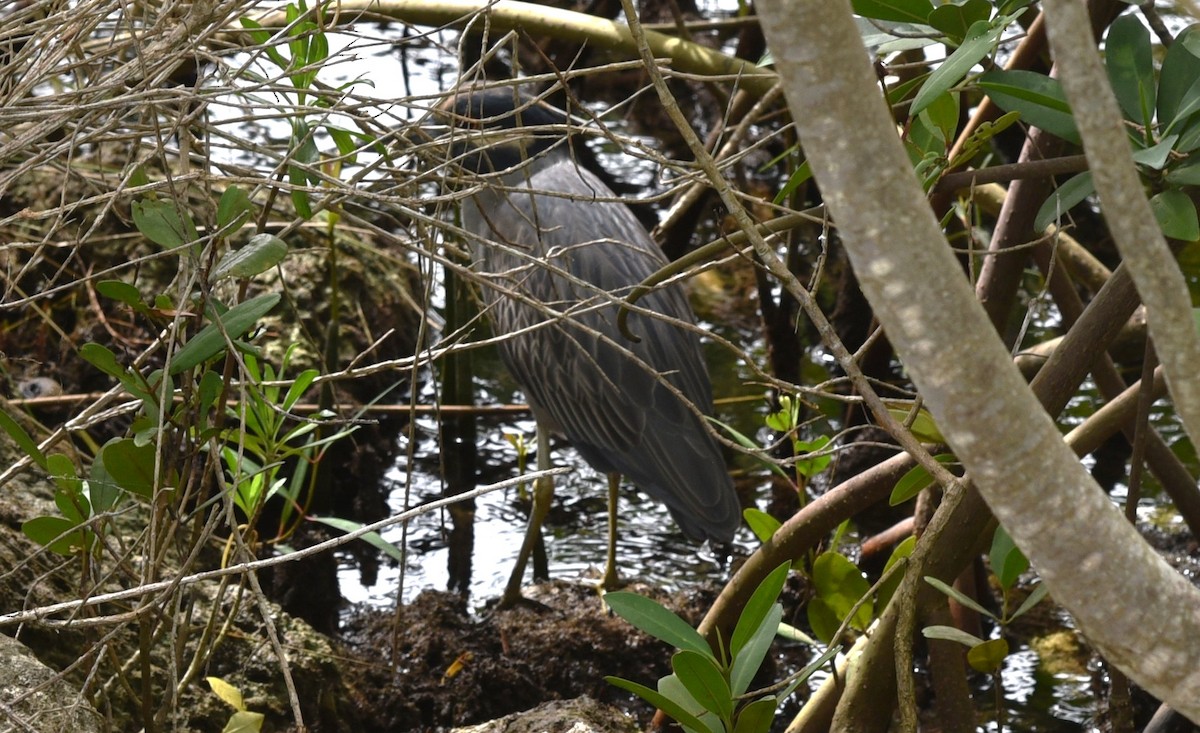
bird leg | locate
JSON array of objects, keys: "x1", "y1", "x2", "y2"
[
  {"x1": 500, "y1": 423, "x2": 554, "y2": 607},
  {"x1": 601, "y1": 471, "x2": 621, "y2": 591}
]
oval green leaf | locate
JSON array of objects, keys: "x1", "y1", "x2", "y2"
[
  {"x1": 673, "y1": 649, "x2": 733, "y2": 722},
  {"x1": 967, "y1": 637, "x2": 1010, "y2": 673},
  {"x1": 100, "y1": 437, "x2": 157, "y2": 499},
  {"x1": 212, "y1": 234, "x2": 288, "y2": 282},
  {"x1": 1105, "y1": 14, "x2": 1156, "y2": 131},
  {"x1": 1151, "y1": 189, "x2": 1200, "y2": 242},
  {"x1": 733, "y1": 696, "x2": 778, "y2": 733}
]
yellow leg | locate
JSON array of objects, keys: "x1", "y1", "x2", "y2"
[
  {"x1": 601, "y1": 472, "x2": 621, "y2": 591},
  {"x1": 501, "y1": 425, "x2": 554, "y2": 606}
]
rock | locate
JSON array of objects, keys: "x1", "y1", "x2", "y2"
[
  {"x1": 449, "y1": 695, "x2": 638, "y2": 733},
  {"x1": 0, "y1": 632, "x2": 102, "y2": 733}
]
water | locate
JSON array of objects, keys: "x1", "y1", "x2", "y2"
[{"x1": 337, "y1": 411, "x2": 758, "y2": 608}]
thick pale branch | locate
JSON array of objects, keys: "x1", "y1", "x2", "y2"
[
  {"x1": 756, "y1": 0, "x2": 1200, "y2": 720},
  {"x1": 239, "y1": 0, "x2": 777, "y2": 97}
]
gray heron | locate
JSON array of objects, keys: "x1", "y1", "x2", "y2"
[{"x1": 437, "y1": 87, "x2": 740, "y2": 604}]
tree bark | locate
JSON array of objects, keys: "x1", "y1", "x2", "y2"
[{"x1": 756, "y1": 0, "x2": 1200, "y2": 721}]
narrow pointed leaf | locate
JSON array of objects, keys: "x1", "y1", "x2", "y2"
[
  {"x1": 605, "y1": 592, "x2": 714, "y2": 660},
  {"x1": 0, "y1": 409, "x2": 48, "y2": 470},
  {"x1": 169, "y1": 292, "x2": 280, "y2": 375},
  {"x1": 730, "y1": 603, "x2": 782, "y2": 697},
  {"x1": 309, "y1": 515, "x2": 404, "y2": 562},
  {"x1": 1011, "y1": 583, "x2": 1051, "y2": 621},
  {"x1": 912, "y1": 20, "x2": 1005, "y2": 116},
  {"x1": 924, "y1": 575, "x2": 992, "y2": 617},
  {"x1": 606, "y1": 676, "x2": 711, "y2": 733},
  {"x1": 922, "y1": 624, "x2": 985, "y2": 647},
  {"x1": 731, "y1": 562, "x2": 790, "y2": 659}
]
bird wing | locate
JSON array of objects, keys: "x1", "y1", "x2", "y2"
[{"x1": 466, "y1": 160, "x2": 740, "y2": 542}]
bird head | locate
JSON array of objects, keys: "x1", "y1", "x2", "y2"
[{"x1": 434, "y1": 87, "x2": 572, "y2": 176}]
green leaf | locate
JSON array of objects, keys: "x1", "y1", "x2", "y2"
[
  {"x1": 886, "y1": 407, "x2": 944, "y2": 442},
  {"x1": 221, "y1": 710, "x2": 265, "y2": 733},
  {"x1": 794, "y1": 435, "x2": 832, "y2": 479},
  {"x1": 807, "y1": 551, "x2": 872, "y2": 643},
  {"x1": 22, "y1": 516, "x2": 87, "y2": 554},
  {"x1": 731, "y1": 562, "x2": 790, "y2": 660},
  {"x1": 308, "y1": 516, "x2": 404, "y2": 562},
  {"x1": 1159, "y1": 26, "x2": 1200, "y2": 132},
  {"x1": 966, "y1": 637, "x2": 1010, "y2": 673},
  {"x1": 977, "y1": 70, "x2": 1080, "y2": 144},
  {"x1": 989, "y1": 525, "x2": 1028, "y2": 590},
  {"x1": 927, "y1": 0, "x2": 992, "y2": 45},
  {"x1": 891, "y1": 464, "x2": 932, "y2": 505},
  {"x1": 743, "y1": 508, "x2": 782, "y2": 543},
  {"x1": 1034, "y1": 172, "x2": 1095, "y2": 232},
  {"x1": 919, "y1": 90, "x2": 960, "y2": 149},
  {"x1": 1010, "y1": 583, "x2": 1050, "y2": 621},
  {"x1": 88, "y1": 452, "x2": 122, "y2": 515},
  {"x1": 923, "y1": 576, "x2": 993, "y2": 618},
  {"x1": 283, "y1": 368, "x2": 318, "y2": 411},
  {"x1": 606, "y1": 676, "x2": 712, "y2": 733},
  {"x1": 730, "y1": 603, "x2": 782, "y2": 697},
  {"x1": 658, "y1": 673, "x2": 723, "y2": 733},
  {"x1": 1131, "y1": 134, "x2": 1179, "y2": 171},
  {"x1": 79, "y1": 342, "x2": 128, "y2": 382},
  {"x1": 775, "y1": 622, "x2": 818, "y2": 645},
  {"x1": 198, "y1": 370, "x2": 224, "y2": 416},
  {"x1": 1105, "y1": 14, "x2": 1156, "y2": 132},
  {"x1": 0, "y1": 409, "x2": 48, "y2": 470},
  {"x1": 733, "y1": 696, "x2": 778, "y2": 733},
  {"x1": 673, "y1": 650, "x2": 733, "y2": 722},
  {"x1": 773, "y1": 157, "x2": 814, "y2": 205},
  {"x1": 216, "y1": 186, "x2": 255, "y2": 233},
  {"x1": 100, "y1": 438, "x2": 157, "y2": 499},
  {"x1": 911, "y1": 20, "x2": 1005, "y2": 116},
  {"x1": 169, "y1": 292, "x2": 280, "y2": 375},
  {"x1": 997, "y1": 0, "x2": 1033, "y2": 14},
  {"x1": 1165, "y1": 159, "x2": 1200, "y2": 186},
  {"x1": 891, "y1": 454, "x2": 956, "y2": 505},
  {"x1": 49, "y1": 454, "x2": 88, "y2": 522},
  {"x1": 327, "y1": 126, "x2": 358, "y2": 163},
  {"x1": 95, "y1": 280, "x2": 146, "y2": 310},
  {"x1": 132, "y1": 198, "x2": 198, "y2": 249},
  {"x1": 851, "y1": 0, "x2": 934, "y2": 24},
  {"x1": 921, "y1": 624, "x2": 985, "y2": 647},
  {"x1": 605, "y1": 592, "x2": 715, "y2": 660},
  {"x1": 1151, "y1": 189, "x2": 1200, "y2": 241},
  {"x1": 207, "y1": 676, "x2": 247, "y2": 711},
  {"x1": 212, "y1": 234, "x2": 288, "y2": 282}
]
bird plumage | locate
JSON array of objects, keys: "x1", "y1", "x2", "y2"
[{"x1": 443, "y1": 88, "x2": 740, "y2": 544}]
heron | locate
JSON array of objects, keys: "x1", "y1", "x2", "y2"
[{"x1": 437, "y1": 87, "x2": 740, "y2": 604}]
